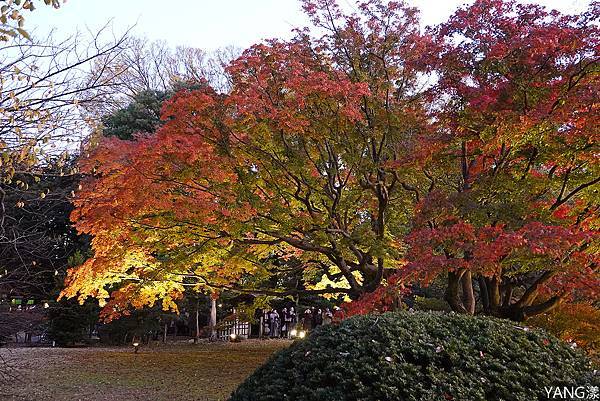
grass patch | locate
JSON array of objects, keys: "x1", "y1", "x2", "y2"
[{"x1": 0, "y1": 340, "x2": 289, "y2": 401}]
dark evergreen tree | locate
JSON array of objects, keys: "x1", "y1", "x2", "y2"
[{"x1": 101, "y1": 90, "x2": 170, "y2": 140}]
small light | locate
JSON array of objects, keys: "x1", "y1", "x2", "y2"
[
  {"x1": 218, "y1": 303, "x2": 223, "y2": 307},
  {"x1": 133, "y1": 342, "x2": 139, "y2": 347},
  {"x1": 43, "y1": 302, "x2": 49, "y2": 309},
  {"x1": 132, "y1": 342, "x2": 140, "y2": 353},
  {"x1": 229, "y1": 333, "x2": 237, "y2": 340},
  {"x1": 298, "y1": 331, "x2": 306, "y2": 339},
  {"x1": 290, "y1": 329, "x2": 298, "y2": 337}
]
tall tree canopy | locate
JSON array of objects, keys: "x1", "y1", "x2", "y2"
[
  {"x1": 403, "y1": 0, "x2": 599, "y2": 320},
  {"x1": 62, "y1": 0, "x2": 598, "y2": 322}
]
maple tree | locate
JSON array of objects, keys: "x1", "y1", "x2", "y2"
[
  {"x1": 63, "y1": 0, "x2": 599, "y2": 322},
  {"x1": 63, "y1": 0, "x2": 430, "y2": 318},
  {"x1": 402, "y1": 0, "x2": 599, "y2": 320}
]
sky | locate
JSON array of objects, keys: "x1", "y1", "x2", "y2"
[{"x1": 27, "y1": 0, "x2": 592, "y2": 51}]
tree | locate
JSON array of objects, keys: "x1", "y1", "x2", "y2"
[
  {"x1": 0, "y1": 25, "x2": 131, "y2": 184},
  {"x1": 63, "y1": 0, "x2": 430, "y2": 319},
  {"x1": 101, "y1": 89, "x2": 169, "y2": 140},
  {"x1": 45, "y1": 297, "x2": 98, "y2": 346},
  {"x1": 63, "y1": 0, "x2": 598, "y2": 323},
  {"x1": 403, "y1": 0, "x2": 599, "y2": 320},
  {"x1": 0, "y1": 0, "x2": 61, "y2": 42},
  {"x1": 83, "y1": 37, "x2": 240, "y2": 117},
  {"x1": 0, "y1": 0, "x2": 132, "y2": 306},
  {"x1": 0, "y1": 160, "x2": 93, "y2": 347},
  {"x1": 0, "y1": 162, "x2": 83, "y2": 299}
]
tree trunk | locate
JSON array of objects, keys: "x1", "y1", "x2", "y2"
[
  {"x1": 194, "y1": 298, "x2": 200, "y2": 343},
  {"x1": 502, "y1": 285, "x2": 514, "y2": 308},
  {"x1": 478, "y1": 276, "x2": 490, "y2": 314},
  {"x1": 486, "y1": 277, "x2": 501, "y2": 315},
  {"x1": 496, "y1": 294, "x2": 565, "y2": 321},
  {"x1": 521, "y1": 295, "x2": 564, "y2": 320},
  {"x1": 445, "y1": 270, "x2": 468, "y2": 314},
  {"x1": 209, "y1": 298, "x2": 217, "y2": 340},
  {"x1": 460, "y1": 270, "x2": 475, "y2": 315},
  {"x1": 163, "y1": 323, "x2": 167, "y2": 343}
]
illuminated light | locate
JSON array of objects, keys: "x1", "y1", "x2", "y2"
[
  {"x1": 229, "y1": 333, "x2": 237, "y2": 340},
  {"x1": 298, "y1": 331, "x2": 306, "y2": 339},
  {"x1": 290, "y1": 329, "x2": 298, "y2": 337},
  {"x1": 43, "y1": 302, "x2": 49, "y2": 309},
  {"x1": 132, "y1": 342, "x2": 139, "y2": 347},
  {"x1": 218, "y1": 303, "x2": 223, "y2": 307},
  {"x1": 133, "y1": 342, "x2": 140, "y2": 353}
]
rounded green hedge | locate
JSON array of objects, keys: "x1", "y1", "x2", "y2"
[{"x1": 229, "y1": 311, "x2": 598, "y2": 401}]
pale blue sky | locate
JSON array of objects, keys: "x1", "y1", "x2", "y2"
[{"x1": 28, "y1": 0, "x2": 591, "y2": 50}]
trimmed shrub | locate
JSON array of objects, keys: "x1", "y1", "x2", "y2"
[{"x1": 229, "y1": 311, "x2": 598, "y2": 401}]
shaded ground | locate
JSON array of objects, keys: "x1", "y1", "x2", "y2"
[{"x1": 0, "y1": 340, "x2": 290, "y2": 401}]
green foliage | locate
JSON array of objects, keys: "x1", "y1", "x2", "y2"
[
  {"x1": 98, "y1": 307, "x2": 165, "y2": 344},
  {"x1": 413, "y1": 296, "x2": 451, "y2": 312},
  {"x1": 101, "y1": 90, "x2": 170, "y2": 140},
  {"x1": 46, "y1": 298, "x2": 98, "y2": 346},
  {"x1": 230, "y1": 312, "x2": 598, "y2": 401},
  {"x1": 0, "y1": 163, "x2": 86, "y2": 299}
]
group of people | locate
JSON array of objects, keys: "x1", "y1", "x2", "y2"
[
  {"x1": 260, "y1": 306, "x2": 335, "y2": 338},
  {"x1": 300, "y1": 306, "x2": 334, "y2": 331}
]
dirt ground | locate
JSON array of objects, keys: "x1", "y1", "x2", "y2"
[{"x1": 0, "y1": 340, "x2": 290, "y2": 401}]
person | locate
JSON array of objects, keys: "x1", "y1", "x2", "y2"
[
  {"x1": 315, "y1": 308, "x2": 323, "y2": 326},
  {"x1": 254, "y1": 308, "x2": 263, "y2": 338},
  {"x1": 333, "y1": 305, "x2": 344, "y2": 322},
  {"x1": 269, "y1": 309, "x2": 280, "y2": 338},
  {"x1": 281, "y1": 307, "x2": 288, "y2": 338},
  {"x1": 263, "y1": 309, "x2": 271, "y2": 337},
  {"x1": 288, "y1": 307, "x2": 297, "y2": 337},
  {"x1": 323, "y1": 308, "x2": 333, "y2": 325},
  {"x1": 303, "y1": 308, "x2": 313, "y2": 332}
]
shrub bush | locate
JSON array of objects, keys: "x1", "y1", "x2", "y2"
[
  {"x1": 46, "y1": 298, "x2": 98, "y2": 346},
  {"x1": 229, "y1": 311, "x2": 598, "y2": 401},
  {"x1": 528, "y1": 303, "x2": 600, "y2": 360},
  {"x1": 413, "y1": 296, "x2": 451, "y2": 312}
]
